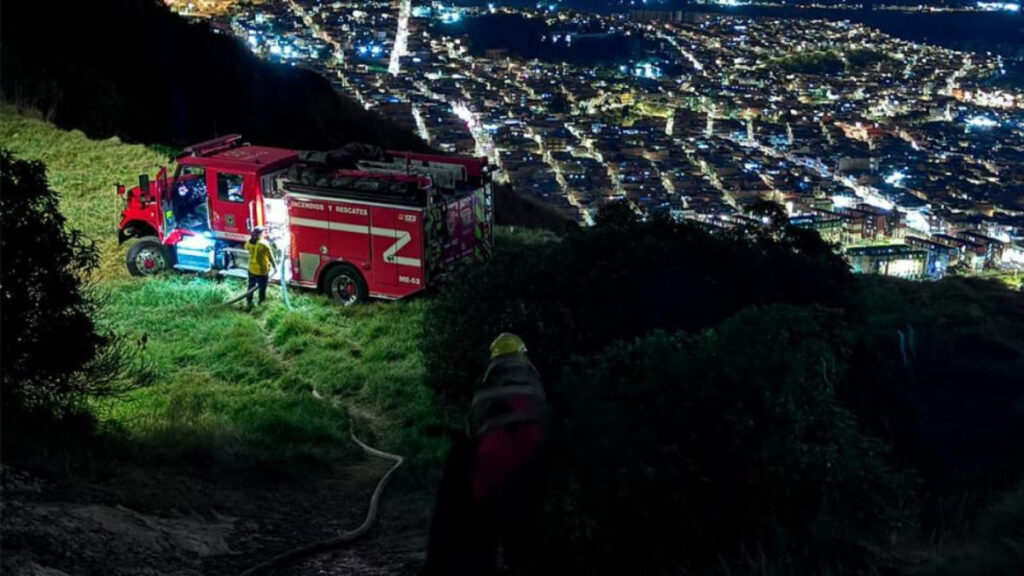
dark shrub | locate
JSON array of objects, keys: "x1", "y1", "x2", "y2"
[
  {"x1": 542, "y1": 306, "x2": 912, "y2": 575},
  {"x1": 845, "y1": 276, "x2": 1024, "y2": 534},
  {"x1": 423, "y1": 205, "x2": 854, "y2": 406},
  {"x1": 0, "y1": 150, "x2": 145, "y2": 429},
  {"x1": 917, "y1": 483, "x2": 1024, "y2": 576}
]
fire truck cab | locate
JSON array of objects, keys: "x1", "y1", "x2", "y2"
[{"x1": 117, "y1": 135, "x2": 493, "y2": 304}]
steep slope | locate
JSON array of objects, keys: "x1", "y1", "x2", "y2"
[
  {"x1": 1, "y1": 0, "x2": 425, "y2": 151},
  {"x1": 0, "y1": 103, "x2": 448, "y2": 478},
  {"x1": 4, "y1": 102, "x2": 1024, "y2": 575}
]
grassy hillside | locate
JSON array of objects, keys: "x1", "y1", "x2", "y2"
[{"x1": 0, "y1": 105, "x2": 447, "y2": 479}]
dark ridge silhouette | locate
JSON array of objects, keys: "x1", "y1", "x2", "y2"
[
  {"x1": 1, "y1": 0, "x2": 576, "y2": 231},
  {"x1": 0, "y1": 0, "x2": 425, "y2": 152},
  {"x1": 493, "y1": 184, "x2": 577, "y2": 233}
]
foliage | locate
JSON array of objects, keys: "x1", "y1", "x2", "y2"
[
  {"x1": 774, "y1": 49, "x2": 892, "y2": 76},
  {"x1": 776, "y1": 51, "x2": 846, "y2": 75},
  {"x1": 542, "y1": 306, "x2": 912, "y2": 574},
  {"x1": 846, "y1": 276, "x2": 1024, "y2": 535},
  {"x1": 0, "y1": 149, "x2": 146, "y2": 424},
  {"x1": 424, "y1": 203, "x2": 854, "y2": 407},
  {"x1": 846, "y1": 48, "x2": 893, "y2": 69},
  {"x1": 424, "y1": 200, "x2": 1024, "y2": 572},
  {"x1": 918, "y1": 483, "x2": 1024, "y2": 576},
  {"x1": 745, "y1": 198, "x2": 790, "y2": 232}
]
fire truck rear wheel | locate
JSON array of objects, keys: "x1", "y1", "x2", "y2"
[
  {"x1": 322, "y1": 265, "x2": 368, "y2": 306},
  {"x1": 126, "y1": 237, "x2": 171, "y2": 277}
]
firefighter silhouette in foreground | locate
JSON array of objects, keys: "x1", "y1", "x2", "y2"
[{"x1": 424, "y1": 333, "x2": 549, "y2": 576}]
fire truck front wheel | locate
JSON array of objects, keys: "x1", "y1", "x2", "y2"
[
  {"x1": 322, "y1": 264, "x2": 368, "y2": 306},
  {"x1": 126, "y1": 237, "x2": 171, "y2": 277}
]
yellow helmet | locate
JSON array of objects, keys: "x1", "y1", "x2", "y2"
[{"x1": 490, "y1": 332, "x2": 527, "y2": 359}]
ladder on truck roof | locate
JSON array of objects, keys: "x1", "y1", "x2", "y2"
[
  {"x1": 279, "y1": 169, "x2": 430, "y2": 208},
  {"x1": 355, "y1": 158, "x2": 468, "y2": 190},
  {"x1": 182, "y1": 134, "x2": 244, "y2": 157}
]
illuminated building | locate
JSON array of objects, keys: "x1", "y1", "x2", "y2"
[
  {"x1": 905, "y1": 236, "x2": 957, "y2": 278},
  {"x1": 847, "y1": 245, "x2": 927, "y2": 279},
  {"x1": 788, "y1": 214, "x2": 844, "y2": 243}
]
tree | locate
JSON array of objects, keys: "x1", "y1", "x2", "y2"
[
  {"x1": 745, "y1": 199, "x2": 788, "y2": 234},
  {"x1": 0, "y1": 149, "x2": 139, "y2": 422}
]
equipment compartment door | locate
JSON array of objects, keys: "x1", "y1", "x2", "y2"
[
  {"x1": 367, "y1": 207, "x2": 424, "y2": 294},
  {"x1": 392, "y1": 208, "x2": 424, "y2": 292},
  {"x1": 369, "y1": 206, "x2": 399, "y2": 287},
  {"x1": 209, "y1": 170, "x2": 256, "y2": 240}
]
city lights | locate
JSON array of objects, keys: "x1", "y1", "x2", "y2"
[
  {"x1": 884, "y1": 170, "x2": 907, "y2": 185},
  {"x1": 976, "y1": 1, "x2": 1021, "y2": 10},
  {"x1": 966, "y1": 115, "x2": 999, "y2": 128},
  {"x1": 207, "y1": 0, "x2": 1023, "y2": 280},
  {"x1": 439, "y1": 9, "x2": 461, "y2": 23}
]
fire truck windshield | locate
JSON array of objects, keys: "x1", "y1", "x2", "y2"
[{"x1": 168, "y1": 165, "x2": 210, "y2": 232}]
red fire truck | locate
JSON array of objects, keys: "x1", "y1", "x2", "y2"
[{"x1": 117, "y1": 135, "x2": 493, "y2": 304}]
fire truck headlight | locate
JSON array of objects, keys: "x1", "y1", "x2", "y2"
[{"x1": 178, "y1": 233, "x2": 215, "y2": 253}]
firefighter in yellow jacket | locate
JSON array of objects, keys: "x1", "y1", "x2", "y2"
[{"x1": 244, "y1": 226, "x2": 276, "y2": 307}]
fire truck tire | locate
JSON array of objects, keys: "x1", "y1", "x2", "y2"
[
  {"x1": 322, "y1": 264, "x2": 368, "y2": 306},
  {"x1": 126, "y1": 237, "x2": 172, "y2": 277}
]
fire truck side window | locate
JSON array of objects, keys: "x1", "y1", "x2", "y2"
[{"x1": 217, "y1": 172, "x2": 245, "y2": 203}]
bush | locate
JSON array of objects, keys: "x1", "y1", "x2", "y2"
[
  {"x1": 542, "y1": 306, "x2": 912, "y2": 575},
  {"x1": 918, "y1": 483, "x2": 1024, "y2": 576},
  {"x1": 423, "y1": 205, "x2": 854, "y2": 407},
  {"x1": 845, "y1": 276, "x2": 1024, "y2": 535},
  {"x1": 421, "y1": 203, "x2": 1024, "y2": 572},
  {"x1": 0, "y1": 150, "x2": 143, "y2": 429}
]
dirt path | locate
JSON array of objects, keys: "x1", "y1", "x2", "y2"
[
  {"x1": 2, "y1": 307, "x2": 437, "y2": 576},
  {"x1": 2, "y1": 458, "x2": 433, "y2": 576}
]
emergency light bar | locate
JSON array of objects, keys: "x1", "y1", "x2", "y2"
[{"x1": 182, "y1": 134, "x2": 244, "y2": 158}]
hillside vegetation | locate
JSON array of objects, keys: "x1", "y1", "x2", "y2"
[
  {"x1": 776, "y1": 48, "x2": 894, "y2": 75},
  {"x1": 3, "y1": 104, "x2": 1024, "y2": 574},
  {"x1": 0, "y1": 105, "x2": 448, "y2": 480},
  {"x1": 425, "y1": 204, "x2": 1024, "y2": 573}
]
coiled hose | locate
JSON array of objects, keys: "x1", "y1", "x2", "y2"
[{"x1": 238, "y1": 417, "x2": 404, "y2": 576}]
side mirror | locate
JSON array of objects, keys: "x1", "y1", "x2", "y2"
[{"x1": 139, "y1": 174, "x2": 150, "y2": 192}]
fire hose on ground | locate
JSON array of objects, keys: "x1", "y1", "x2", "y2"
[
  {"x1": 222, "y1": 285, "x2": 258, "y2": 307},
  {"x1": 231, "y1": 253, "x2": 399, "y2": 575},
  {"x1": 239, "y1": 415, "x2": 404, "y2": 576},
  {"x1": 223, "y1": 260, "x2": 293, "y2": 310}
]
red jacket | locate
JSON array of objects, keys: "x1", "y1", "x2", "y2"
[{"x1": 468, "y1": 354, "x2": 547, "y2": 502}]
